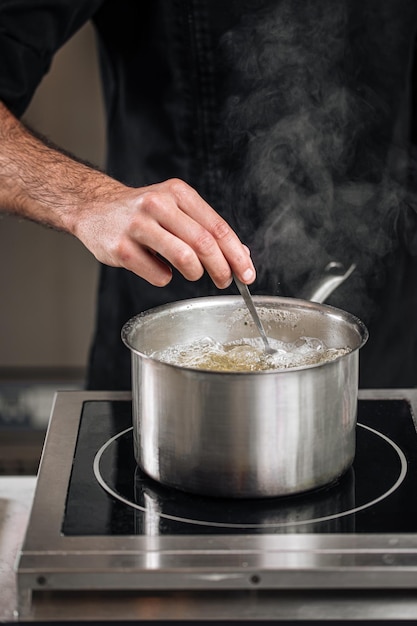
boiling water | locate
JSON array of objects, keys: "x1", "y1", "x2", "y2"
[{"x1": 150, "y1": 336, "x2": 350, "y2": 372}]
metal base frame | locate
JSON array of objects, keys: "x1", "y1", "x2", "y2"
[{"x1": 16, "y1": 389, "x2": 417, "y2": 621}]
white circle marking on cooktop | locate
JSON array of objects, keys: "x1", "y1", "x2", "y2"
[{"x1": 93, "y1": 423, "x2": 407, "y2": 529}]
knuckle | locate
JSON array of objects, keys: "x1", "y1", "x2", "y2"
[
  {"x1": 139, "y1": 191, "x2": 163, "y2": 213},
  {"x1": 172, "y1": 245, "x2": 203, "y2": 279},
  {"x1": 210, "y1": 218, "x2": 231, "y2": 241},
  {"x1": 173, "y1": 244, "x2": 196, "y2": 268},
  {"x1": 166, "y1": 177, "x2": 189, "y2": 197},
  {"x1": 112, "y1": 239, "x2": 133, "y2": 266},
  {"x1": 194, "y1": 231, "x2": 217, "y2": 255}
]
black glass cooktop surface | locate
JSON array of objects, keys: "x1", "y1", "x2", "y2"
[{"x1": 62, "y1": 399, "x2": 417, "y2": 536}]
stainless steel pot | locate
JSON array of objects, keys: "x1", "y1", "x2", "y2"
[{"x1": 122, "y1": 290, "x2": 368, "y2": 499}]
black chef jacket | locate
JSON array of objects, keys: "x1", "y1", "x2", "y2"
[{"x1": 1, "y1": 0, "x2": 417, "y2": 389}]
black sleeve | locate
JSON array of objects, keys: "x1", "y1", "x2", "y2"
[{"x1": 0, "y1": 0, "x2": 104, "y2": 117}]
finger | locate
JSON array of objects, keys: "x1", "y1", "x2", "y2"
[
  {"x1": 130, "y1": 179, "x2": 256, "y2": 287},
  {"x1": 132, "y1": 215, "x2": 215, "y2": 284},
  {"x1": 133, "y1": 188, "x2": 233, "y2": 287},
  {"x1": 167, "y1": 180, "x2": 256, "y2": 284},
  {"x1": 117, "y1": 238, "x2": 173, "y2": 286},
  {"x1": 145, "y1": 211, "x2": 234, "y2": 288}
]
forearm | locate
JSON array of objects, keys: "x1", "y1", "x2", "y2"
[{"x1": 0, "y1": 100, "x2": 119, "y2": 235}]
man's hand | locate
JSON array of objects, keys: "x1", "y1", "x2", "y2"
[
  {"x1": 0, "y1": 102, "x2": 256, "y2": 288},
  {"x1": 72, "y1": 178, "x2": 255, "y2": 289}
]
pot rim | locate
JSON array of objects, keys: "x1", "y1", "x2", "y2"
[{"x1": 121, "y1": 295, "x2": 369, "y2": 376}]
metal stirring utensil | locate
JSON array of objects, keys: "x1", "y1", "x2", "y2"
[{"x1": 233, "y1": 275, "x2": 276, "y2": 355}]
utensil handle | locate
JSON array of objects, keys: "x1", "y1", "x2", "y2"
[{"x1": 233, "y1": 275, "x2": 272, "y2": 352}]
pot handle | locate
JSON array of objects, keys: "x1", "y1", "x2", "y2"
[{"x1": 301, "y1": 262, "x2": 356, "y2": 304}]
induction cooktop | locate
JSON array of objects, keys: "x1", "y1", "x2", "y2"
[
  {"x1": 64, "y1": 397, "x2": 414, "y2": 536},
  {"x1": 16, "y1": 389, "x2": 417, "y2": 621}
]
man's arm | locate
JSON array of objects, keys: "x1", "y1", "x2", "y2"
[{"x1": 0, "y1": 101, "x2": 255, "y2": 288}]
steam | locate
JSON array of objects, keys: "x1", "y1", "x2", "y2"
[{"x1": 216, "y1": 0, "x2": 416, "y2": 321}]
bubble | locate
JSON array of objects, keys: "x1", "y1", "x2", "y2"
[{"x1": 150, "y1": 335, "x2": 349, "y2": 372}]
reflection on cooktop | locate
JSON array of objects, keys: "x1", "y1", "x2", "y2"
[{"x1": 62, "y1": 399, "x2": 417, "y2": 536}]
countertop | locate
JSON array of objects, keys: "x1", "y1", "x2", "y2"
[{"x1": 0, "y1": 476, "x2": 36, "y2": 623}]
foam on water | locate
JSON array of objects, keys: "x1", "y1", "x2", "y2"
[{"x1": 150, "y1": 336, "x2": 350, "y2": 372}]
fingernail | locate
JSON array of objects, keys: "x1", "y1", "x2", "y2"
[{"x1": 242, "y1": 268, "x2": 255, "y2": 282}]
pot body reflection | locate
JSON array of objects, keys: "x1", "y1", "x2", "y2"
[
  {"x1": 122, "y1": 296, "x2": 368, "y2": 498},
  {"x1": 133, "y1": 466, "x2": 356, "y2": 535}
]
